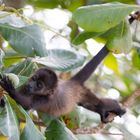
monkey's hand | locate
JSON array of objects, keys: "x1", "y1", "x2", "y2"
[
  {"x1": 0, "y1": 75, "x2": 15, "y2": 94},
  {"x1": 0, "y1": 74, "x2": 32, "y2": 110},
  {"x1": 97, "y1": 98, "x2": 126, "y2": 123},
  {"x1": 0, "y1": 75, "x2": 16, "y2": 107}
]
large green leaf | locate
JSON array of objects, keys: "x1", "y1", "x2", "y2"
[
  {"x1": 34, "y1": 49, "x2": 85, "y2": 71},
  {"x1": 73, "y1": 2, "x2": 140, "y2": 32},
  {"x1": 19, "y1": 107, "x2": 45, "y2": 140},
  {"x1": 0, "y1": 96, "x2": 20, "y2": 140},
  {"x1": 0, "y1": 24, "x2": 46, "y2": 57},
  {"x1": 106, "y1": 20, "x2": 132, "y2": 54},
  {"x1": 45, "y1": 119, "x2": 77, "y2": 140}
]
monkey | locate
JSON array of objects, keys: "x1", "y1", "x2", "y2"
[{"x1": 0, "y1": 46, "x2": 125, "y2": 123}]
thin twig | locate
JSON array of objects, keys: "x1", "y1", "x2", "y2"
[
  {"x1": 122, "y1": 89, "x2": 140, "y2": 108},
  {"x1": 0, "y1": 4, "x2": 32, "y2": 24},
  {"x1": 101, "y1": 131, "x2": 123, "y2": 136}
]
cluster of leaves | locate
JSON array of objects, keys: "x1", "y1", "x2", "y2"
[
  {"x1": 73, "y1": 3, "x2": 140, "y2": 53},
  {"x1": 0, "y1": 0, "x2": 140, "y2": 140}
]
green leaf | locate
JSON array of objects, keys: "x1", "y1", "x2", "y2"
[
  {"x1": 103, "y1": 53, "x2": 120, "y2": 74},
  {"x1": 7, "y1": 97, "x2": 25, "y2": 122},
  {"x1": 38, "y1": 112, "x2": 55, "y2": 126},
  {"x1": 73, "y1": 2, "x2": 140, "y2": 32},
  {"x1": 0, "y1": 96, "x2": 20, "y2": 140},
  {"x1": 19, "y1": 107, "x2": 45, "y2": 140},
  {"x1": 106, "y1": 20, "x2": 132, "y2": 54},
  {"x1": 18, "y1": 76, "x2": 28, "y2": 88},
  {"x1": 27, "y1": 0, "x2": 59, "y2": 8},
  {"x1": 45, "y1": 119, "x2": 77, "y2": 140},
  {"x1": 0, "y1": 24, "x2": 46, "y2": 57},
  {"x1": 3, "y1": 49, "x2": 24, "y2": 67},
  {"x1": 66, "y1": 0, "x2": 85, "y2": 11},
  {"x1": 34, "y1": 49, "x2": 85, "y2": 71},
  {"x1": 72, "y1": 31, "x2": 103, "y2": 45},
  {"x1": 5, "y1": 59, "x2": 37, "y2": 76},
  {"x1": 132, "y1": 49, "x2": 140, "y2": 70},
  {"x1": 27, "y1": 0, "x2": 84, "y2": 10}
]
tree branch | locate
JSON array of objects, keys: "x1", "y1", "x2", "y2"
[{"x1": 0, "y1": 4, "x2": 32, "y2": 24}]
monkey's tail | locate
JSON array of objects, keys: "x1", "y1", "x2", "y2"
[{"x1": 71, "y1": 46, "x2": 109, "y2": 84}]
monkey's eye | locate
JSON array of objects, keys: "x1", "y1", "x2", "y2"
[
  {"x1": 37, "y1": 81, "x2": 43, "y2": 89},
  {"x1": 32, "y1": 76, "x2": 37, "y2": 81}
]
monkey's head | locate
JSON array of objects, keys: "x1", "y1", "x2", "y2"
[{"x1": 25, "y1": 68, "x2": 57, "y2": 96}]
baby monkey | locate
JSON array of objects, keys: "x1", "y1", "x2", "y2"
[{"x1": 0, "y1": 47, "x2": 125, "y2": 123}]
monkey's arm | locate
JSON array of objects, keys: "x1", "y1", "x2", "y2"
[
  {"x1": 71, "y1": 46, "x2": 109, "y2": 84},
  {"x1": 79, "y1": 90, "x2": 125, "y2": 123},
  {"x1": 72, "y1": 11, "x2": 136, "y2": 84},
  {"x1": 71, "y1": 12, "x2": 136, "y2": 84},
  {"x1": 0, "y1": 75, "x2": 32, "y2": 110}
]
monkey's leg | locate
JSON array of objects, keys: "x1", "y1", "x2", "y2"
[{"x1": 78, "y1": 90, "x2": 125, "y2": 123}]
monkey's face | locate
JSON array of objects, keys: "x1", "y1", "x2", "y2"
[{"x1": 25, "y1": 68, "x2": 57, "y2": 96}]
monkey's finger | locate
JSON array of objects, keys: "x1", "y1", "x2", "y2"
[
  {"x1": 0, "y1": 80, "x2": 7, "y2": 90},
  {"x1": 0, "y1": 77, "x2": 14, "y2": 92},
  {"x1": 2, "y1": 75, "x2": 12, "y2": 85},
  {"x1": 2, "y1": 75, "x2": 9, "y2": 82}
]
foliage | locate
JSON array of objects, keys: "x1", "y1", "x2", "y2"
[{"x1": 0, "y1": 0, "x2": 140, "y2": 140}]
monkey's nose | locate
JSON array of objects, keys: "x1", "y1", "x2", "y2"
[{"x1": 26, "y1": 84, "x2": 32, "y2": 91}]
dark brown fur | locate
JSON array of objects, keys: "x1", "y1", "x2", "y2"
[
  {"x1": 0, "y1": 68, "x2": 125, "y2": 123},
  {"x1": 0, "y1": 47, "x2": 125, "y2": 123}
]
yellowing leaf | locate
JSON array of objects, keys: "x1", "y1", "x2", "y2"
[{"x1": 104, "y1": 53, "x2": 120, "y2": 75}]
